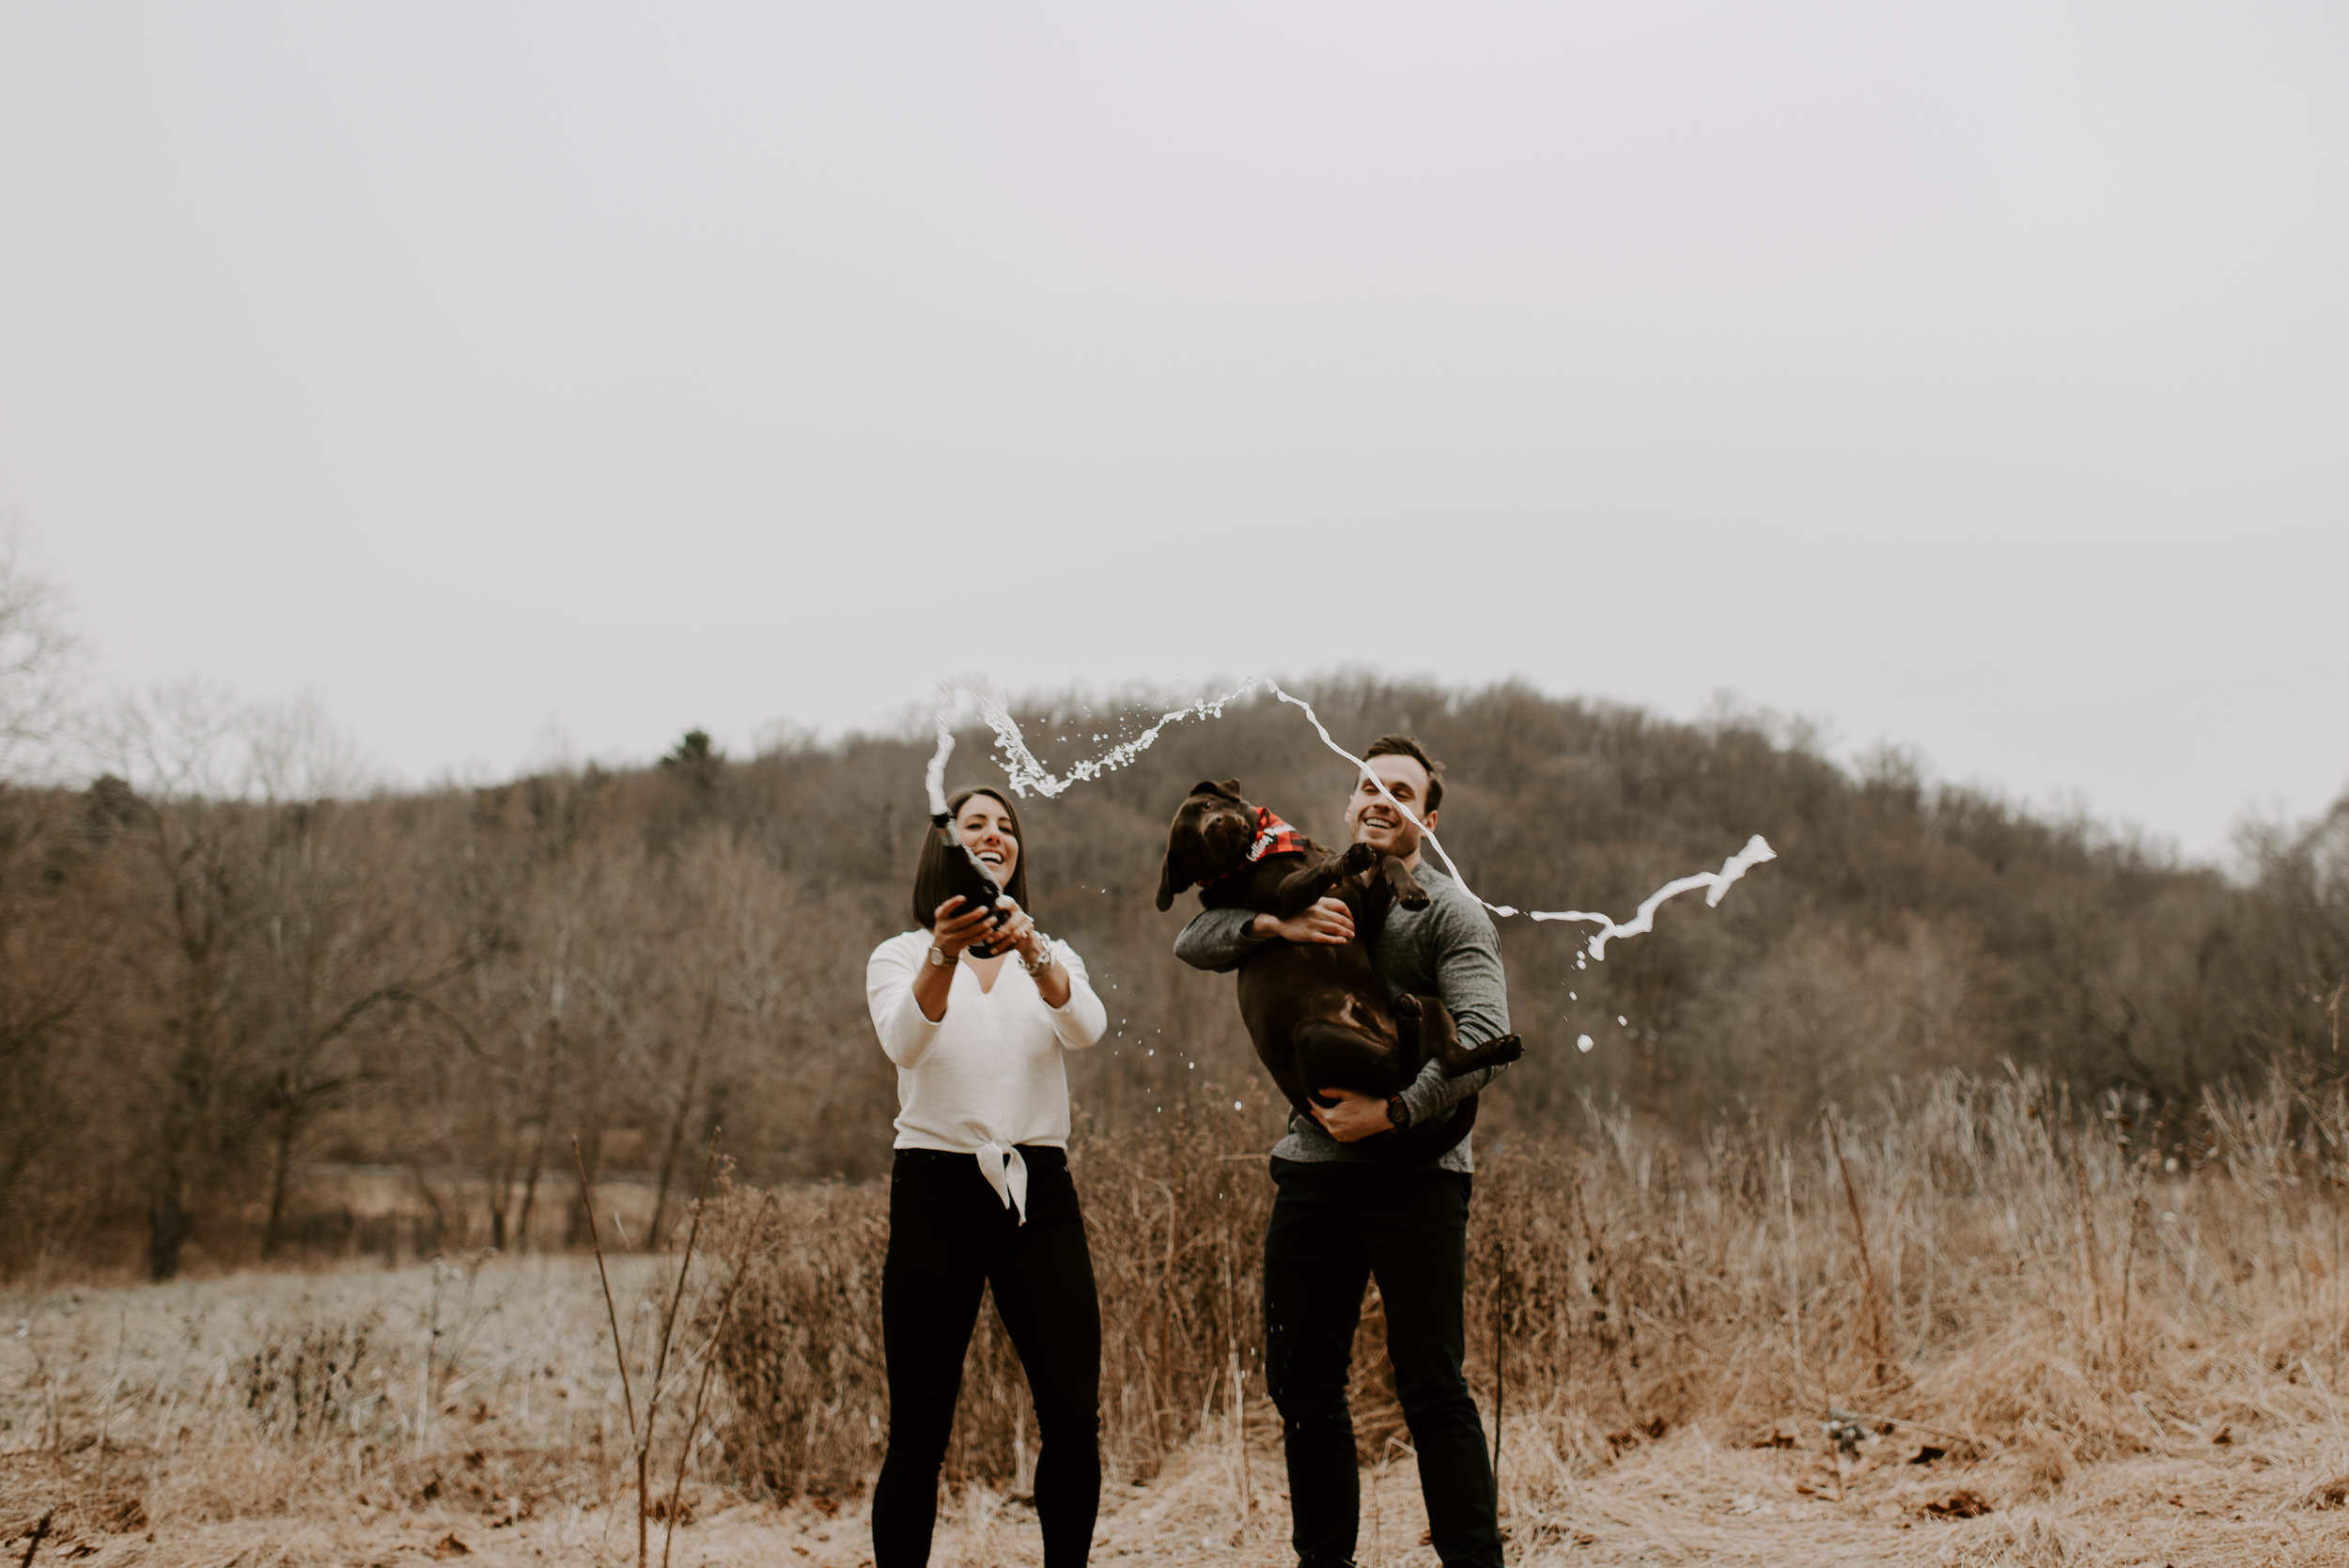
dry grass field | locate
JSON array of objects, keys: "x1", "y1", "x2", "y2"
[{"x1": 8, "y1": 1068, "x2": 2349, "y2": 1567}]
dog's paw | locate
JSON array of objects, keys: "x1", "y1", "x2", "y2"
[
  {"x1": 1340, "y1": 842, "x2": 1378, "y2": 875},
  {"x1": 1393, "y1": 993, "x2": 1423, "y2": 1020},
  {"x1": 1486, "y1": 1033, "x2": 1525, "y2": 1065},
  {"x1": 1397, "y1": 883, "x2": 1431, "y2": 909}
]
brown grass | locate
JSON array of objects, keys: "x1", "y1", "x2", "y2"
[
  {"x1": 8, "y1": 1066, "x2": 2349, "y2": 1565},
  {"x1": 717, "y1": 1066, "x2": 2349, "y2": 1498}
]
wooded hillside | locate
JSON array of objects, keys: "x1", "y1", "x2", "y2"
[{"x1": 3, "y1": 677, "x2": 2341, "y2": 1278}]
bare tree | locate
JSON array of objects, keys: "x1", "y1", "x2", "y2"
[
  {"x1": 248, "y1": 792, "x2": 466, "y2": 1256},
  {"x1": 84, "y1": 686, "x2": 416, "y2": 1273},
  {"x1": 6, "y1": 675, "x2": 2344, "y2": 1279},
  {"x1": 0, "y1": 521, "x2": 84, "y2": 781},
  {"x1": 0, "y1": 787, "x2": 121, "y2": 1254},
  {"x1": 246, "y1": 691, "x2": 378, "y2": 803}
]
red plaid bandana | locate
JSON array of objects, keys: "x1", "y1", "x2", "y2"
[
  {"x1": 1245, "y1": 806, "x2": 1308, "y2": 862},
  {"x1": 1203, "y1": 806, "x2": 1308, "y2": 885}
]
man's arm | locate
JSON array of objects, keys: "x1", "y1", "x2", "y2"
[
  {"x1": 1395, "y1": 899, "x2": 1512, "y2": 1127},
  {"x1": 1173, "y1": 908, "x2": 1265, "y2": 972},
  {"x1": 1174, "y1": 898, "x2": 1357, "y2": 972}
]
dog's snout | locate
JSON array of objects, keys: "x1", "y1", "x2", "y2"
[{"x1": 1208, "y1": 811, "x2": 1251, "y2": 858}]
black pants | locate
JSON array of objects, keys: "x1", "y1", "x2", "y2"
[
  {"x1": 1265, "y1": 1157, "x2": 1501, "y2": 1568},
  {"x1": 873, "y1": 1146, "x2": 1101, "y2": 1568}
]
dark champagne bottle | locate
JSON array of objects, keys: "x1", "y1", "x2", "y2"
[{"x1": 933, "y1": 813, "x2": 1008, "y2": 956}]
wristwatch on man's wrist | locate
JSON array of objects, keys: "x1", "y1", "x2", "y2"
[{"x1": 1385, "y1": 1094, "x2": 1410, "y2": 1129}]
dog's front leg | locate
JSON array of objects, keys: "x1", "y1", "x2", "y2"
[
  {"x1": 1380, "y1": 854, "x2": 1431, "y2": 910},
  {"x1": 1269, "y1": 842, "x2": 1377, "y2": 916}
]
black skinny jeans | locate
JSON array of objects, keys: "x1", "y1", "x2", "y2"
[
  {"x1": 1265, "y1": 1157, "x2": 1502, "y2": 1568},
  {"x1": 874, "y1": 1146, "x2": 1101, "y2": 1568}
]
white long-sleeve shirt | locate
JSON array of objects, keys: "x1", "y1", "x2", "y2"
[{"x1": 866, "y1": 930, "x2": 1110, "y2": 1171}]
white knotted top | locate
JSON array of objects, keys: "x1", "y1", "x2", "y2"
[
  {"x1": 972, "y1": 1141, "x2": 1029, "y2": 1221},
  {"x1": 866, "y1": 931, "x2": 1109, "y2": 1223}
]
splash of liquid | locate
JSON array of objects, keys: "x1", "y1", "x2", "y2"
[
  {"x1": 932, "y1": 675, "x2": 1263, "y2": 803},
  {"x1": 924, "y1": 714, "x2": 957, "y2": 817},
  {"x1": 926, "y1": 675, "x2": 1776, "y2": 960},
  {"x1": 1524, "y1": 835, "x2": 1779, "y2": 958}
]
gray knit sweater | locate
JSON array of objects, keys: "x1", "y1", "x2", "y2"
[{"x1": 1171, "y1": 861, "x2": 1511, "y2": 1172}]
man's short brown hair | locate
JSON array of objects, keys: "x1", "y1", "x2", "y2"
[{"x1": 1363, "y1": 735, "x2": 1443, "y2": 815}]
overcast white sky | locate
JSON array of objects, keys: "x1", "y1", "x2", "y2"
[{"x1": 3, "y1": 2, "x2": 2342, "y2": 858}]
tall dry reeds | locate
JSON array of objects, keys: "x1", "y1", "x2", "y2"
[
  {"x1": 8, "y1": 1063, "x2": 2348, "y2": 1560},
  {"x1": 707, "y1": 1095, "x2": 1281, "y2": 1498},
  {"x1": 709, "y1": 1063, "x2": 2349, "y2": 1505}
]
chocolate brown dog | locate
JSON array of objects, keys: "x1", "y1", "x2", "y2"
[{"x1": 1156, "y1": 779, "x2": 1523, "y2": 1164}]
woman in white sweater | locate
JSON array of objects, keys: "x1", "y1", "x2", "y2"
[{"x1": 865, "y1": 785, "x2": 1109, "y2": 1568}]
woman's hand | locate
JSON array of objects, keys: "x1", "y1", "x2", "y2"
[
  {"x1": 931, "y1": 895, "x2": 1007, "y2": 959},
  {"x1": 990, "y1": 898, "x2": 1049, "y2": 967},
  {"x1": 912, "y1": 896, "x2": 1005, "y2": 1023},
  {"x1": 988, "y1": 897, "x2": 1074, "y2": 1008}
]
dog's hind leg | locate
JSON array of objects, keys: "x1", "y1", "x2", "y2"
[
  {"x1": 1395, "y1": 993, "x2": 1525, "y2": 1077},
  {"x1": 1392, "y1": 992, "x2": 1455, "y2": 1070},
  {"x1": 1453, "y1": 1032, "x2": 1524, "y2": 1072},
  {"x1": 1291, "y1": 1017, "x2": 1404, "y2": 1102}
]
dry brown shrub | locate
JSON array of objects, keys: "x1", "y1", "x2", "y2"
[
  {"x1": 709, "y1": 1064, "x2": 2349, "y2": 1511},
  {"x1": 705, "y1": 1097, "x2": 1276, "y2": 1498},
  {"x1": 697, "y1": 1184, "x2": 887, "y2": 1499}
]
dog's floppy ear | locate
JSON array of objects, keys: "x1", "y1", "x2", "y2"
[
  {"x1": 1155, "y1": 835, "x2": 1194, "y2": 912},
  {"x1": 1157, "y1": 817, "x2": 1207, "y2": 912},
  {"x1": 1188, "y1": 777, "x2": 1245, "y2": 802}
]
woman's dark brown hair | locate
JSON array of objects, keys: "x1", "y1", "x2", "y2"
[{"x1": 911, "y1": 786, "x2": 1032, "y2": 929}]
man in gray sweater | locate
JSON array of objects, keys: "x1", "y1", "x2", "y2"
[{"x1": 1173, "y1": 735, "x2": 1507, "y2": 1568}]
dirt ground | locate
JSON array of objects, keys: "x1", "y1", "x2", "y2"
[
  {"x1": 10, "y1": 1428, "x2": 2348, "y2": 1567},
  {"x1": 7, "y1": 1258, "x2": 2347, "y2": 1567}
]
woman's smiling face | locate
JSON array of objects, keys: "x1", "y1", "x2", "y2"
[{"x1": 955, "y1": 791, "x2": 1019, "y2": 885}]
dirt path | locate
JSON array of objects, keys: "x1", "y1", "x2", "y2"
[
  {"x1": 8, "y1": 1261, "x2": 2345, "y2": 1566},
  {"x1": 17, "y1": 1424, "x2": 2341, "y2": 1567}
]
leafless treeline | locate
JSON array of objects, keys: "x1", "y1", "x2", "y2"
[{"x1": 2, "y1": 675, "x2": 2343, "y2": 1281}]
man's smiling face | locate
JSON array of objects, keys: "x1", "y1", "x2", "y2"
[{"x1": 1346, "y1": 753, "x2": 1435, "y2": 862}]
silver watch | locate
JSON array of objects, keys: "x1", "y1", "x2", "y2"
[
  {"x1": 927, "y1": 943, "x2": 951, "y2": 968},
  {"x1": 1019, "y1": 938, "x2": 1055, "y2": 975}
]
